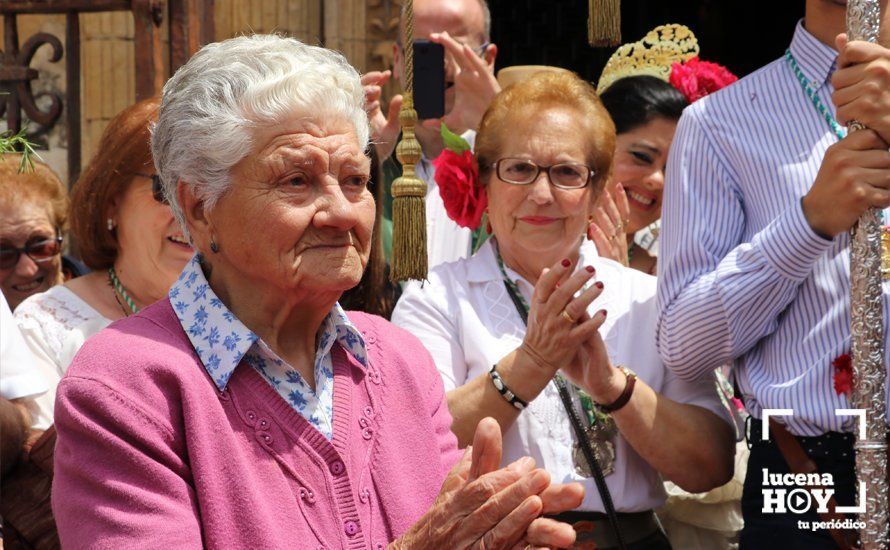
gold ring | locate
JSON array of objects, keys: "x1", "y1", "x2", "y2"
[{"x1": 561, "y1": 309, "x2": 576, "y2": 324}]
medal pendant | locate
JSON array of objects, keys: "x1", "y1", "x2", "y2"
[{"x1": 572, "y1": 425, "x2": 616, "y2": 477}]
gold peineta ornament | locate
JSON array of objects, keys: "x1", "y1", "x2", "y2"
[{"x1": 596, "y1": 24, "x2": 699, "y2": 94}]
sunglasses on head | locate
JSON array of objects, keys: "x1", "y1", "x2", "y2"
[
  {"x1": 0, "y1": 235, "x2": 63, "y2": 270},
  {"x1": 137, "y1": 173, "x2": 167, "y2": 204}
]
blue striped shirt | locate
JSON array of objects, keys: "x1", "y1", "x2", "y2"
[{"x1": 657, "y1": 21, "x2": 890, "y2": 436}]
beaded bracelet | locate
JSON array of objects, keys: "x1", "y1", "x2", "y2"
[{"x1": 488, "y1": 364, "x2": 529, "y2": 410}]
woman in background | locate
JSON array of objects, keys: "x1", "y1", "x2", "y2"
[
  {"x1": 590, "y1": 24, "x2": 736, "y2": 276},
  {"x1": 14, "y1": 97, "x2": 192, "y2": 426},
  {"x1": 0, "y1": 156, "x2": 85, "y2": 310}
]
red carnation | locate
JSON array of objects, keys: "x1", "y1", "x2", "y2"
[
  {"x1": 832, "y1": 353, "x2": 853, "y2": 396},
  {"x1": 433, "y1": 149, "x2": 488, "y2": 230},
  {"x1": 669, "y1": 57, "x2": 739, "y2": 103}
]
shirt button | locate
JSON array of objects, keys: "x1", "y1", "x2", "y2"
[
  {"x1": 344, "y1": 520, "x2": 359, "y2": 537},
  {"x1": 329, "y1": 460, "x2": 345, "y2": 476}
]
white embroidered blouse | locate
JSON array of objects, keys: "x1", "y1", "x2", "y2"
[
  {"x1": 392, "y1": 239, "x2": 731, "y2": 513},
  {"x1": 14, "y1": 285, "x2": 112, "y2": 429}
]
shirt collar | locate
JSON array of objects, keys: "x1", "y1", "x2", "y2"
[
  {"x1": 169, "y1": 255, "x2": 259, "y2": 391},
  {"x1": 466, "y1": 238, "x2": 600, "y2": 284},
  {"x1": 169, "y1": 255, "x2": 368, "y2": 391},
  {"x1": 789, "y1": 19, "x2": 838, "y2": 90},
  {"x1": 318, "y1": 303, "x2": 368, "y2": 370}
]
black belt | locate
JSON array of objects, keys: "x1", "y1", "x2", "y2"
[
  {"x1": 745, "y1": 416, "x2": 856, "y2": 457},
  {"x1": 548, "y1": 510, "x2": 666, "y2": 549}
]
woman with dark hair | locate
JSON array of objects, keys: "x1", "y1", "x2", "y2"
[
  {"x1": 592, "y1": 76, "x2": 688, "y2": 274},
  {"x1": 589, "y1": 25, "x2": 737, "y2": 275}
]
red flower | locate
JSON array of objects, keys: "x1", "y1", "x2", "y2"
[
  {"x1": 433, "y1": 149, "x2": 488, "y2": 230},
  {"x1": 669, "y1": 57, "x2": 739, "y2": 103},
  {"x1": 832, "y1": 353, "x2": 853, "y2": 396}
]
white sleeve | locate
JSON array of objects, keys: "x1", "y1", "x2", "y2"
[
  {"x1": 0, "y1": 292, "x2": 49, "y2": 401},
  {"x1": 391, "y1": 275, "x2": 467, "y2": 392}
]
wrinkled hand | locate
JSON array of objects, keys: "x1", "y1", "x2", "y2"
[
  {"x1": 589, "y1": 182, "x2": 631, "y2": 266},
  {"x1": 391, "y1": 418, "x2": 583, "y2": 549},
  {"x1": 421, "y1": 31, "x2": 500, "y2": 134},
  {"x1": 362, "y1": 70, "x2": 403, "y2": 161},
  {"x1": 802, "y1": 128, "x2": 890, "y2": 238},
  {"x1": 519, "y1": 257, "x2": 605, "y2": 379},
  {"x1": 561, "y1": 319, "x2": 625, "y2": 405},
  {"x1": 833, "y1": 35, "x2": 890, "y2": 144}
]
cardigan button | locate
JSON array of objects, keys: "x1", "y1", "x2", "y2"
[
  {"x1": 366, "y1": 335, "x2": 377, "y2": 345},
  {"x1": 362, "y1": 428, "x2": 373, "y2": 440},
  {"x1": 329, "y1": 459, "x2": 345, "y2": 476},
  {"x1": 363, "y1": 406, "x2": 374, "y2": 419},
  {"x1": 344, "y1": 520, "x2": 359, "y2": 537}
]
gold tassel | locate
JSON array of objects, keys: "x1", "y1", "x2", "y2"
[
  {"x1": 390, "y1": 92, "x2": 428, "y2": 281},
  {"x1": 390, "y1": 0, "x2": 428, "y2": 282},
  {"x1": 588, "y1": 0, "x2": 621, "y2": 48}
]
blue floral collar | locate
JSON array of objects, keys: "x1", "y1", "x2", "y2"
[{"x1": 169, "y1": 254, "x2": 367, "y2": 391}]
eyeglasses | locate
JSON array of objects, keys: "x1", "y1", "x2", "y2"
[
  {"x1": 473, "y1": 42, "x2": 491, "y2": 57},
  {"x1": 493, "y1": 158, "x2": 595, "y2": 189},
  {"x1": 0, "y1": 236, "x2": 63, "y2": 270},
  {"x1": 137, "y1": 173, "x2": 167, "y2": 204}
]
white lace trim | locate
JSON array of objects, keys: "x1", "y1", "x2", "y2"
[{"x1": 14, "y1": 286, "x2": 107, "y2": 368}]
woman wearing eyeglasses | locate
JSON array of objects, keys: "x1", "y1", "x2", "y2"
[
  {"x1": 14, "y1": 97, "x2": 192, "y2": 425},
  {"x1": 392, "y1": 71, "x2": 735, "y2": 549},
  {"x1": 0, "y1": 156, "x2": 83, "y2": 311}
]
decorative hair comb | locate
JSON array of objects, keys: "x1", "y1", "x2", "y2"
[{"x1": 596, "y1": 24, "x2": 700, "y2": 94}]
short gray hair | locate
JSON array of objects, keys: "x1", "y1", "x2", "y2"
[{"x1": 151, "y1": 34, "x2": 369, "y2": 235}]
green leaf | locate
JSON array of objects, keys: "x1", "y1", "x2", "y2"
[
  {"x1": 440, "y1": 123, "x2": 471, "y2": 154},
  {"x1": 0, "y1": 126, "x2": 42, "y2": 173}
]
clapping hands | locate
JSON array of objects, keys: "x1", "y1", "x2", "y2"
[{"x1": 391, "y1": 418, "x2": 583, "y2": 549}]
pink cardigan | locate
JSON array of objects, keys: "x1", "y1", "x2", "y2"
[{"x1": 52, "y1": 300, "x2": 461, "y2": 549}]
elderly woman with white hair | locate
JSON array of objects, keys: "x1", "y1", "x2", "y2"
[{"x1": 51, "y1": 35, "x2": 583, "y2": 549}]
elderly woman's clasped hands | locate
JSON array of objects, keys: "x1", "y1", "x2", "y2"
[{"x1": 394, "y1": 418, "x2": 583, "y2": 549}]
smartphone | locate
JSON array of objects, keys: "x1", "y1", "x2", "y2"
[{"x1": 413, "y1": 40, "x2": 445, "y2": 120}]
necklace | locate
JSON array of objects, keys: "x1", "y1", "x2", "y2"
[
  {"x1": 787, "y1": 50, "x2": 890, "y2": 279},
  {"x1": 492, "y1": 242, "x2": 625, "y2": 547},
  {"x1": 492, "y1": 242, "x2": 617, "y2": 476},
  {"x1": 108, "y1": 267, "x2": 139, "y2": 315},
  {"x1": 784, "y1": 49, "x2": 847, "y2": 141}
]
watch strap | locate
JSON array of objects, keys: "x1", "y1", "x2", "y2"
[{"x1": 597, "y1": 367, "x2": 636, "y2": 413}]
